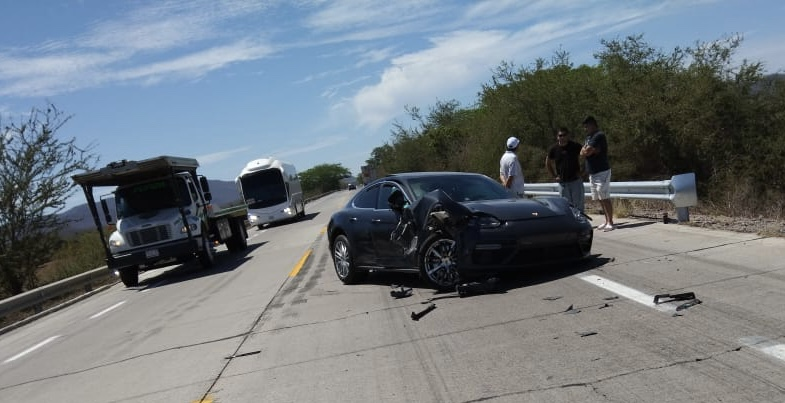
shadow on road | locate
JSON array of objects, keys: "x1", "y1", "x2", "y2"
[{"x1": 129, "y1": 242, "x2": 267, "y2": 290}]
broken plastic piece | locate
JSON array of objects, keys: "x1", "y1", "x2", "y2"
[
  {"x1": 456, "y1": 277, "x2": 500, "y2": 297},
  {"x1": 653, "y1": 292, "x2": 696, "y2": 304},
  {"x1": 390, "y1": 286, "x2": 413, "y2": 299},
  {"x1": 411, "y1": 303, "x2": 436, "y2": 321},
  {"x1": 676, "y1": 298, "x2": 702, "y2": 311}
]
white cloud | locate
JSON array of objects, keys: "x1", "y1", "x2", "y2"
[
  {"x1": 303, "y1": 0, "x2": 441, "y2": 32},
  {"x1": 0, "y1": 0, "x2": 276, "y2": 98},
  {"x1": 114, "y1": 40, "x2": 275, "y2": 84},
  {"x1": 197, "y1": 146, "x2": 253, "y2": 165},
  {"x1": 350, "y1": 30, "x2": 512, "y2": 129},
  {"x1": 277, "y1": 135, "x2": 348, "y2": 158}
]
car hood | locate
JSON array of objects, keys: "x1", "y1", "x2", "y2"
[{"x1": 462, "y1": 199, "x2": 564, "y2": 221}]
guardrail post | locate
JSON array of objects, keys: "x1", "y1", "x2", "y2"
[{"x1": 676, "y1": 207, "x2": 690, "y2": 222}]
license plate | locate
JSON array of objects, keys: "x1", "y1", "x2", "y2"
[{"x1": 145, "y1": 249, "x2": 159, "y2": 258}]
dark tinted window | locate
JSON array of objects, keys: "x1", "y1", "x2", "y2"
[
  {"x1": 378, "y1": 183, "x2": 403, "y2": 210},
  {"x1": 353, "y1": 184, "x2": 380, "y2": 208}
]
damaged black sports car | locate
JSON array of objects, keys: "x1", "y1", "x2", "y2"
[{"x1": 327, "y1": 172, "x2": 593, "y2": 290}]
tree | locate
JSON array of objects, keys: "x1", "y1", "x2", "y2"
[
  {"x1": 0, "y1": 103, "x2": 98, "y2": 296},
  {"x1": 299, "y1": 163, "x2": 351, "y2": 194}
]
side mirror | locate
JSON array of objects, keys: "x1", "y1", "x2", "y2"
[
  {"x1": 100, "y1": 198, "x2": 113, "y2": 224},
  {"x1": 199, "y1": 176, "x2": 212, "y2": 201},
  {"x1": 387, "y1": 189, "x2": 405, "y2": 213}
]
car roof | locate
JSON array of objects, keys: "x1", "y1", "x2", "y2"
[{"x1": 381, "y1": 171, "x2": 486, "y2": 180}]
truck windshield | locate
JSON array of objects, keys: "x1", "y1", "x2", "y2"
[
  {"x1": 239, "y1": 169, "x2": 288, "y2": 209},
  {"x1": 115, "y1": 179, "x2": 191, "y2": 218}
]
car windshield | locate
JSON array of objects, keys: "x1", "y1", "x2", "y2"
[
  {"x1": 115, "y1": 178, "x2": 190, "y2": 218},
  {"x1": 239, "y1": 169, "x2": 288, "y2": 209},
  {"x1": 407, "y1": 174, "x2": 512, "y2": 202}
]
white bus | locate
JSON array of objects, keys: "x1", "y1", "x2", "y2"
[{"x1": 237, "y1": 157, "x2": 305, "y2": 228}]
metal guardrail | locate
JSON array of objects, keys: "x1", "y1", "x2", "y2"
[
  {"x1": 524, "y1": 172, "x2": 698, "y2": 222},
  {"x1": 0, "y1": 266, "x2": 116, "y2": 335}
]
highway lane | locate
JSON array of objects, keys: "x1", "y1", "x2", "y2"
[
  {"x1": 211, "y1": 215, "x2": 785, "y2": 402},
  {"x1": 1, "y1": 190, "x2": 785, "y2": 402},
  {"x1": 0, "y1": 190, "x2": 354, "y2": 403}
]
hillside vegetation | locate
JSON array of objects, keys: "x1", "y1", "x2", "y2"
[{"x1": 365, "y1": 34, "x2": 785, "y2": 219}]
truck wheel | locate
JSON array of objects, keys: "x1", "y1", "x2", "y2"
[
  {"x1": 198, "y1": 234, "x2": 215, "y2": 268},
  {"x1": 420, "y1": 234, "x2": 461, "y2": 291},
  {"x1": 119, "y1": 267, "x2": 139, "y2": 287},
  {"x1": 332, "y1": 234, "x2": 366, "y2": 284},
  {"x1": 298, "y1": 201, "x2": 306, "y2": 218},
  {"x1": 226, "y1": 219, "x2": 248, "y2": 252}
]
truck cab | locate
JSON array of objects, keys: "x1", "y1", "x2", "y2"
[{"x1": 107, "y1": 172, "x2": 212, "y2": 272}]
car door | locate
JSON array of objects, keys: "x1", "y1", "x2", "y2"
[
  {"x1": 370, "y1": 182, "x2": 411, "y2": 267},
  {"x1": 348, "y1": 184, "x2": 381, "y2": 266}
]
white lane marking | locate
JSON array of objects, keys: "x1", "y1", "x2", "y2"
[
  {"x1": 89, "y1": 301, "x2": 126, "y2": 319},
  {"x1": 577, "y1": 274, "x2": 675, "y2": 314},
  {"x1": 3, "y1": 335, "x2": 61, "y2": 364},
  {"x1": 740, "y1": 336, "x2": 785, "y2": 363},
  {"x1": 580, "y1": 276, "x2": 785, "y2": 366}
]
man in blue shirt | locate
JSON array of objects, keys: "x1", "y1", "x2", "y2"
[{"x1": 580, "y1": 116, "x2": 615, "y2": 231}]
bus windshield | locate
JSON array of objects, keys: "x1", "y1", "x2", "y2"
[
  {"x1": 240, "y1": 169, "x2": 288, "y2": 209},
  {"x1": 115, "y1": 179, "x2": 191, "y2": 218}
]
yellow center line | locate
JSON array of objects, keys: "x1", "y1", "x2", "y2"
[{"x1": 289, "y1": 249, "x2": 312, "y2": 277}]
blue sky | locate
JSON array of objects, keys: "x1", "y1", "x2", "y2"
[{"x1": 1, "y1": 1, "x2": 784, "y2": 210}]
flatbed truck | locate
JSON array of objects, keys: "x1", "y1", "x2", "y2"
[{"x1": 72, "y1": 155, "x2": 249, "y2": 287}]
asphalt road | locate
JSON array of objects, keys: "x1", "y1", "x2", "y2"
[{"x1": 1, "y1": 190, "x2": 784, "y2": 403}]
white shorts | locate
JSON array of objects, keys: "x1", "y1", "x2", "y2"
[{"x1": 589, "y1": 169, "x2": 611, "y2": 200}]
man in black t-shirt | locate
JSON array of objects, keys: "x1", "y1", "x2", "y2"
[
  {"x1": 546, "y1": 127, "x2": 584, "y2": 213},
  {"x1": 580, "y1": 115, "x2": 614, "y2": 231}
]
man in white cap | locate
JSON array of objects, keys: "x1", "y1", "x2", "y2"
[{"x1": 499, "y1": 136, "x2": 525, "y2": 198}]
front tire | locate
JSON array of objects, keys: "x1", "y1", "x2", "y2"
[
  {"x1": 332, "y1": 234, "x2": 366, "y2": 284},
  {"x1": 119, "y1": 266, "x2": 139, "y2": 287},
  {"x1": 420, "y1": 234, "x2": 461, "y2": 291},
  {"x1": 198, "y1": 232, "x2": 215, "y2": 269}
]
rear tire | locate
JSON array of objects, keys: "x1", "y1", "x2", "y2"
[
  {"x1": 420, "y1": 234, "x2": 461, "y2": 291},
  {"x1": 119, "y1": 266, "x2": 139, "y2": 287},
  {"x1": 226, "y1": 219, "x2": 248, "y2": 252},
  {"x1": 332, "y1": 234, "x2": 366, "y2": 284}
]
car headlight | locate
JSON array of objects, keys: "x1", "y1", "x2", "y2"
[
  {"x1": 180, "y1": 223, "x2": 199, "y2": 233},
  {"x1": 108, "y1": 232, "x2": 125, "y2": 249},
  {"x1": 248, "y1": 214, "x2": 258, "y2": 223},
  {"x1": 476, "y1": 215, "x2": 501, "y2": 228},
  {"x1": 571, "y1": 207, "x2": 587, "y2": 223}
]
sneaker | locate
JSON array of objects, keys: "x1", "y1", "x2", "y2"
[
  {"x1": 596, "y1": 223, "x2": 607, "y2": 230},
  {"x1": 603, "y1": 224, "x2": 615, "y2": 232}
]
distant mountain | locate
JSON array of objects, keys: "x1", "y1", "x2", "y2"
[{"x1": 60, "y1": 179, "x2": 243, "y2": 235}]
